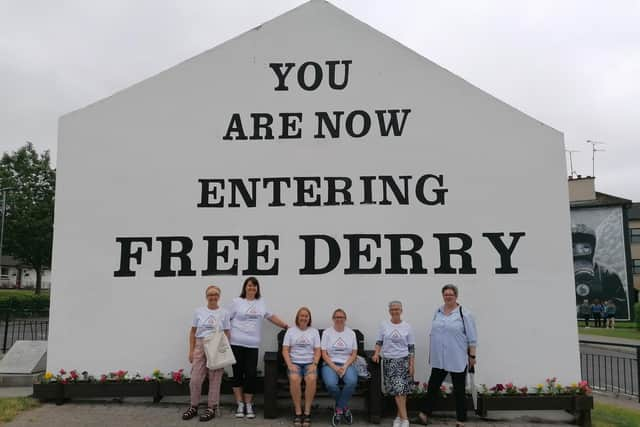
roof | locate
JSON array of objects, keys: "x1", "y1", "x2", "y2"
[
  {"x1": 629, "y1": 202, "x2": 640, "y2": 220},
  {"x1": 570, "y1": 192, "x2": 632, "y2": 209}
]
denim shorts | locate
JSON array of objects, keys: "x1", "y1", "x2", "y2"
[{"x1": 288, "y1": 362, "x2": 316, "y2": 376}]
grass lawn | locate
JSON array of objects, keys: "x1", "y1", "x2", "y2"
[
  {"x1": 593, "y1": 401, "x2": 640, "y2": 427},
  {"x1": 578, "y1": 321, "x2": 640, "y2": 341},
  {"x1": 0, "y1": 397, "x2": 39, "y2": 423}
]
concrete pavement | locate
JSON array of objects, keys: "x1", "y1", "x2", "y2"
[{"x1": 5, "y1": 401, "x2": 577, "y2": 427}]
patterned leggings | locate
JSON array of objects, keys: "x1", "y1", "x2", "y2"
[{"x1": 190, "y1": 339, "x2": 224, "y2": 408}]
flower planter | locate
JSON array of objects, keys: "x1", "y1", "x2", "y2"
[
  {"x1": 477, "y1": 394, "x2": 593, "y2": 427},
  {"x1": 33, "y1": 383, "x2": 64, "y2": 403},
  {"x1": 478, "y1": 394, "x2": 592, "y2": 412},
  {"x1": 63, "y1": 382, "x2": 158, "y2": 399},
  {"x1": 157, "y1": 381, "x2": 191, "y2": 396}
]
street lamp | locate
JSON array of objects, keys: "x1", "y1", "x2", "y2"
[{"x1": 0, "y1": 187, "x2": 16, "y2": 282}]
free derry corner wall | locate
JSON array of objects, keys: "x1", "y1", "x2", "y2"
[{"x1": 48, "y1": 0, "x2": 580, "y2": 386}]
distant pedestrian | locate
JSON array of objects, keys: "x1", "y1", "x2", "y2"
[
  {"x1": 578, "y1": 300, "x2": 591, "y2": 328},
  {"x1": 591, "y1": 299, "x2": 604, "y2": 328},
  {"x1": 605, "y1": 300, "x2": 617, "y2": 328}
]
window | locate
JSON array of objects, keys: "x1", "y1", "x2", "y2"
[
  {"x1": 634, "y1": 260, "x2": 640, "y2": 275},
  {"x1": 631, "y1": 228, "x2": 640, "y2": 243}
]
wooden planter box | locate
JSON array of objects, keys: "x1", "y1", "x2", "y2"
[
  {"x1": 477, "y1": 394, "x2": 593, "y2": 427},
  {"x1": 63, "y1": 382, "x2": 158, "y2": 399},
  {"x1": 157, "y1": 381, "x2": 191, "y2": 396},
  {"x1": 33, "y1": 383, "x2": 64, "y2": 403}
]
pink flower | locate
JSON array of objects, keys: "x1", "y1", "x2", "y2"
[
  {"x1": 144, "y1": 376, "x2": 151, "y2": 382},
  {"x1": 99, "y1": 374, "x2": 107, "y2": 383},
  {"x1": 70, "y1": 370, "x2": 79, "y2": 379},
  {"x1": 59, "y1": 369, "x2": 66, "y2": 375}
]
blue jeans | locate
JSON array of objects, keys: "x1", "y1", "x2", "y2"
[{"x1": 321, "y1": 363, "x2": 358, "y2": 409}]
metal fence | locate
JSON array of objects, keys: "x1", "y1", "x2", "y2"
[
  {"x1": 1, "y1": 311, "x2": 49, "y2": 353},
  {"x1": 579, "y1": 339, "x2": 640, "y2": 400}
]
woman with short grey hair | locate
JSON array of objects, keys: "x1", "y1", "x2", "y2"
[{"x1": 372, "y1": 301, "x2": 415, "y2": 427}]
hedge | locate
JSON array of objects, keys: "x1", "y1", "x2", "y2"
[{"x1": 0, "y1": 292, "x2": 50, "y2": 315}]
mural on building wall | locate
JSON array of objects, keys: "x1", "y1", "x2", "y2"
[{"x1": 572, "y1": 207, "x2": 630, "y2": 319}]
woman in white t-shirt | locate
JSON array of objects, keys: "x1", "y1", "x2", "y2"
[
  {"x1": 371, "y1": 301, "x2": 415, "y2": 427},
  {"x1": 182, "y1": 285, "x2": 231, "y2": 422},
  {"x1": 321, "y1": 308, "x2": 358, "y2": 426},
  {"x1": 228, "y1": 277, "x2": 288, "y2": 418},
  {"x1": 282, "y1": 307, "x2": 321, "y2": 427}
]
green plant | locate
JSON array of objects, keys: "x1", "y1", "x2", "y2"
[
  {"x1": 635, "y1": 302, "x2": 640, "y2": 330},
  {"x1": 0, "y1": 292, "x2": 49, "y2": 316}
]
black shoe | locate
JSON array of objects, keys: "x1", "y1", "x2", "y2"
[
  {"x1": 331, "y1": 410, "x2": 342, "y2": 427},
  {"x1": 342, "y1": 409, "x2": 353, "y2": 425}
]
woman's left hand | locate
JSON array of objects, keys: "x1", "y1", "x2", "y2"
[
  {"x1": 409, "y1": 363, "x2": 414, "y2": 378},
  {"x1": 468, "y1": 356, "x2": 476, "y2": 368}
]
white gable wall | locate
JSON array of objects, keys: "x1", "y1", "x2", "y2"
[{"x1": 49, "y1": 0, "x2": 578, "y2": 386}]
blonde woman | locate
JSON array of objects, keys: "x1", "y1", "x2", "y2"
[
  {"x1": 183, "y1": 285, "x2": 230, "y2": 422},
  {"x1": 283, "y1": 307, "x2": 321, "y2": 427}
]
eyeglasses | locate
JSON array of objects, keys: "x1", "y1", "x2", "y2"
[
  {"x1": 333, "y1": 316, "x2": 346, "y2": 320},
  {"x1": 443, "y1": 294, "x2": 456, "y2": 297},
  {"x1": 206, "y1": 293, "x2": 220, "y2": 297}
]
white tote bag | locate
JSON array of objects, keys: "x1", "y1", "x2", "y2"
[{"x1": 203, "y1": 330, "x2": 236, "y2": 370}]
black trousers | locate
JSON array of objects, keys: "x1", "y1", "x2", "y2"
[
  {"x1": 582, "y1": 315, "x2": 590, "y2": 326},
  {"x1": 420, "y1": 367, "x2": 467, "y2": 422},
  {"x1": 593, "y1": 313, "x2": 601, "y2": 327},
  {"x1": 231, "y1": 345, "x2": 259, "y2": 394}
]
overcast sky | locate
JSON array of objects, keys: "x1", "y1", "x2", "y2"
[{"x1": 1, "y1": 0, "x2": 638, "y2": 200}]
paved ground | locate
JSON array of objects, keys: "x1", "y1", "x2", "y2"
[{"x1": 3, "y1": 395, "x2": 578, "y2": 427}]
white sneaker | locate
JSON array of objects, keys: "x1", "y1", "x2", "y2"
[
  {"x1": 400, "y1": 419, "x2": 410, "y2": 427},
  {"x1": 235, "y1": 402, "x2": 245, "y2": 418},
  {"x1": 245, "y1": 403, "x2": 256, "y2": 419},
  {"x1": 392, "y1": 416, "x2": 401, "y2": 427}
]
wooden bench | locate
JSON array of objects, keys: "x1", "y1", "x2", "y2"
[{"x1": 263, "y1": 328, "x2": 382, "y2": 423}]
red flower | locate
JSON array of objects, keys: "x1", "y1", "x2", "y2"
[
  {"x1": 99, "y1": 374, "x2": 107, "y2": 383},
  {"x1": 59, "y1": 369, "x2": 66, "y2": 375}
]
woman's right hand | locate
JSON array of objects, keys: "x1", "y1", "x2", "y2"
[
  {"x1": 188, "y1": 351, "x2": 194, "y2": 364},
  {"x1": 371, "y1": 354, "x2": 380, "y2": 363},
  {"x1": 288, "y1": 364, "x2": 298, "y2": 374}
]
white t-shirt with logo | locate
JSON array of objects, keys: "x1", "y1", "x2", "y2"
[
  {"x1": 228, "y1": 297, "x2": 273, "y2": 348},
  {"x1": 377, "y1": 320, "x2": 415, "y2": 359},
  {"x1": 283, "y1": 326, "x2": 321, "y2": 364},
  {"x1": 321, "y1": 327, "x2": 358, "y2": 364},
  {"x1": 192, "y1": 307, "x2": 231, "y2": 338}
]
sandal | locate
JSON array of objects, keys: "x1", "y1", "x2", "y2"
[
  {"x1": 182, "y1": 406, "x2": 198, "y2": 420},
  {"x1": 293, "y1": 414, "x2": 303, "y2": 427},
  {"x1": 199, "y1": 407, "x2": 216, "y2": 422},
  {"x1": 302, "y1": 413, "x2": 311, "y2": 427}
]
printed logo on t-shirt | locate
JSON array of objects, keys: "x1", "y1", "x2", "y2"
[
  {"x1": 332, "y1": 337, "x2": 348, "y2": 353},
  {"x1": 295, "y1": 334, "x2": 312, "y2": 347},
  {"x1": 203, "y1": 315, "x2": 218, "y2": 331},
  {"x1": 246, "y1": 305, "x2": 261, "y2": 319},
  {"x1": 390, "y1": 329, "x2": 403, "y2": 342}
]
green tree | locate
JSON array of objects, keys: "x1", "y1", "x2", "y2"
[{"x1": 0, "y1": 142, "x2": 55, "y2": 294}]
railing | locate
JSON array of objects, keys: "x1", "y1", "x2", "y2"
[
  {"x1": 579, "y1": 340, "x2": 640, "y2": 401},
  {"x1": 1, "y1": 310, "x2": 49, "y2": 353}
]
